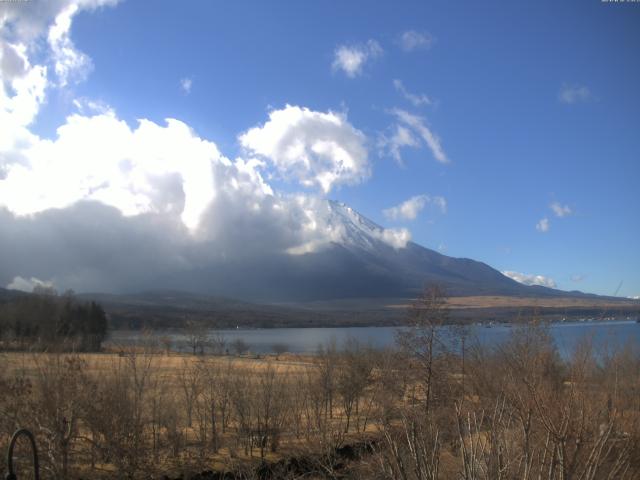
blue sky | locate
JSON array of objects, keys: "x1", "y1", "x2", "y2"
[{"x1": 1, "y1": 0, "x2": 639, "y2": 297}]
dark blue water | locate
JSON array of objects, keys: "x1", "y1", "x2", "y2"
[{"x1": 107, "y1": 319, "x2": 640, "y2": 357}]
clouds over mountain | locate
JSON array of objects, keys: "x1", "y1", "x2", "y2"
[
  {"x1": 0, "y1": 4, "x2": 413, "y2": 294},
  {"x1": 0, "y1": 101, "x2": 401, "y2": 292}
]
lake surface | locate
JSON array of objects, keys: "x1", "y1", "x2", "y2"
[{"x1": 107, "y1": 319, "x2": 640, "y2": 357}]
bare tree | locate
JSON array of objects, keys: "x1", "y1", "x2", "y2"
[
  {"x1": 229, "y1": 370, "x2": 254, "y2": 456},
  {"x1": 209, "y1": 331, "x2": 227, "y2": 355},
  {"x1": 336, "y1": 338, "x2": 374, "y2": 433},
  {"x1": 79, "y1": 352, "x2": 155, "y2": 478},
  {"x1": 185, "y1": 320, "x2": 208, "y2": 355},
  {"x1": 253, "y1": 363, "x2": 289, "y2": 457},
  {"x1": 316, "y1": 340, "x2": 338, "y2": 424},
  {"x1": 196, "y1": 358, "x2": 227, "y2": 453},
  {"x1": 177, "y1": 359, "x2": 201, "y2": 428},
  {"x1": 231, "y1": 338, "x2": 249, "y2": 356},
  {"x1": 271, "y1": 342, "x2": 289, "y2": 360},
  {"x1": 31, "y1": 354, "x2": 86, "y2": 479},
  {"x1": 396, "y1": 284, "x2": 451, "y2": 415},
  {"x1": 375, "y1": 409, "x2": 441, "y2": 480}
]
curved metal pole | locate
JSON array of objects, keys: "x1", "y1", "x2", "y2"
[{"x1": 6, "y1": 429, "x2": 39, "y2": 480}]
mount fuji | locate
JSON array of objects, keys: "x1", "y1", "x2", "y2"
[
  {"x1": 166, "y1": 200, "x2": 587, "y2": 302},
  {"x1": 6, "y1": 200, "x2": 627, "y2": 329}
]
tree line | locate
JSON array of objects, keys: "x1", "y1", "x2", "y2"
[{"x1": 0, "y1": 287, "x2": 108, "y2": 351}]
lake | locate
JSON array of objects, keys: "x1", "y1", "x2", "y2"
[{"x1": 107, "y1": 318, "x2": 640, "y2": 357}]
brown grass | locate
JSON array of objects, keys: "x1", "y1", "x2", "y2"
[{"x1": 388, "y1": 295, "x2": 639, "y2": 309}]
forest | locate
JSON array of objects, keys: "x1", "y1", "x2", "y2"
[{"x1": 0, "y1": 288, "x2": 108, "y2": 352}]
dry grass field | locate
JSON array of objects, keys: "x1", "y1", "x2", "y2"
[
  {"x1": 2, "y1": 350, "x2": 314, "y2": 378},
  {"x1": 388, "y1": 295, "x2": 638, "y2": 309},
  {"x1": 1, "y1": 348, "x2": 383, "y2": 479},
  {"x1": 2, "y1": 314, "x2": 639, "y2": 479}
]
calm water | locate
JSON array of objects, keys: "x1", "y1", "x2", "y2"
[{"x1": 107, "y1": 319, "x2": 640, "y2": 357}]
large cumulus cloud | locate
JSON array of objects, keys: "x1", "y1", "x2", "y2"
[
  {"x1": 239, "y1": 105, "x2": 370, "y2": 194},
  {"x1": 1, "y1": 113, "x2": 220, "y2": 230},
  {"x1": 1, "y1": 0, "x2": 120, "y2": 177},
  {"x1": 0, "y1": 1, "x2": 411, "y2": 295},
  {"x1": 0, "y1": 105, "x2": 392, "y2": 292}
]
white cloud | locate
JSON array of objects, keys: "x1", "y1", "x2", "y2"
[
  {"x1": 0, "y1": 3, "x2": 416, "y2": 295},
  {"x1": 379, "y1": 228, "x2": 411, "y2": 249},
  {"x1": 533, "y1": 203, "x2": 570, "y2": 233},
  {"x1": 1, "y1": 35, "x2": 392, "y2": 273},
  {"x1": 383, "y1": 194, "x2": 447, "y2": 221},
  {"x1": 571, "y1": 274, "x2": 586, "y2": 282},
  {"x1": 382, "y1": 108, "x2": 449, "y2": 164},
  {"x1": 239, "y1": 105, "x2": 370, "y2": 194},
  {"x1": 180, "y1": 77, "x2": 192, "y2": 94},
  {"x1": 399, "y1": 30, "x2": 433, "y2": 52},
  {"x1": 0, "y1": 0, "x2": 120, "y2": 173},
  {"x1": 286, "y1": 199, "x2": 411, "y2": 254},
  {"x1": 393, "y1": 79, "x2": 431, "y2": 107},
  {"x1": 0, "y1": 1, "x2": 120, "y2": 43},
  {"x1": 431, "y1": 196, "x2": 447, "y2": 214},
  {"x1": 550, "y1": 201, "x2": 572, "y2": 218},
  {"x1": 0, "y1": 112, "x2": 221, "y2": 231},
  {"x1": 0, "y1": 99, "x2": 405, "y2": 293},
  {"x1": 331, "y1": 39, "x2": 382, "y2": 78},
  {"x1": 7, "y1": 276, "x2": 54, "y2": 292},
  {"x1": 536, "y1": 217, "x2": 550, "y2": 232},
  {"x1": 381, "y1": 124, "x2": 420, "y2": 165},
  {"x1": 47, "y1": 3, "x2": 93, "y2": 86},
  {"x1": 384, "y1": 195, "x2": 428, "y2": 221},
  {"x1": 502, "y1": 271, "x2": 557, "y2": 288},
  {"x1": 0, "y1": 40, "x2": 29, "y2": 81},
  {"x1": 0, "y1": 51, "x2": 47, "y2": 169},
  {"x1": 559, "y1": 84, "x2": 592, "y2": 104},
  {"x1": 0, "y1": 187, "x2": 412, "y2": 293},
  {"x1": 0, "y1": 0, "x2": 120, "y2": 88},
  {"x1": 72, "y1": 96, "x2": 111, "y2": 114},
  {"x1": 628, "y1": 295, "x2": 639, "y2": 300}
]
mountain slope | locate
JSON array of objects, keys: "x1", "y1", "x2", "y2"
[
  {"x1": 174, "y1": 201, "x2": 596, "y2": 302},
  {"x1": 274, "y1": 201, "x2": 559, "y2": 299},
  {"x1": 1, "y1": 201, "x2": 599, "y2": 304}
]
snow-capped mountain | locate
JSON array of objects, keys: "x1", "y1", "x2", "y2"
[
  {"x1": 3, "y1": 198, "x2": 598, "y2": 303},
  {"x1": 175, "y1": 200, "x2": 575, "y2": 302},
  {"x1": 325, "y1": 201, "x2": 411, "y2": 252}
]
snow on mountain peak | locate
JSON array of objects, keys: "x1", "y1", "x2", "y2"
[
  {"x1": 286, "y1": 200, "x2": 411, "y2": 255},
  {"x1": 326, "y1": 201, "x2": 411, "y2": 251}
]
